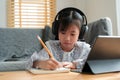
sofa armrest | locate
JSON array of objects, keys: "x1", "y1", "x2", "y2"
[{"x1": 0, "y1": 61, "x2": 29, "y2": 71}]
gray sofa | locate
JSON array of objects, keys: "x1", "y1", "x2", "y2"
[
  {"x1": 84, "y1": 17, "x2": 113, "y2": 46},
  {"x1": 0, "y1": 17, "x2": 112, "y2": 71},
  {"x1": 0, "y1": 28, "x2": 45, "y2": 71}
]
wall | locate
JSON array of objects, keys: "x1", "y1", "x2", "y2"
[
  {"x1": 56, "y1": 0, "x2": 118, "y2": 35},
  {"x1": 56, "y1": 0, "x2": 85, "y2": 13},
  {"x1": 116, "y1": 0, "x2": 120, "y2": 35},
  {"x1": 0, "y1": 0, "x2": 118, "y2": 35},
  {"x1": 0, "y1": 0, "x2": 7, "y2": 28},
  {"x1": 85, "y1": 0, "x2": 117, "y2": 35}
]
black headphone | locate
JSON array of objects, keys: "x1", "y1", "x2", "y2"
[{"x1": 52, "y1": 7, "x2": 88, "y2": 40}]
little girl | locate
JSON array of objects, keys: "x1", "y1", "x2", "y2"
[{"x1": 30, "y1": 7, "x2": 91, "y2": 72}]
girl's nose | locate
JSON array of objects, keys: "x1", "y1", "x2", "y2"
[{"x1": 65, "y1": 35, "x2": 70, "y2": 40}]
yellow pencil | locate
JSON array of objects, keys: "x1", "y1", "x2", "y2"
[{"x1": 37, "y1": 35, "x2": 54, "y2": 59}]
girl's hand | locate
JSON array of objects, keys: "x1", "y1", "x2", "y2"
[
  {"x1": 33, "y1": 58, "x2": 62, "y2": 70},
  {"x1": 61, "y1": 62, "x2": 76, "y2": 69}
]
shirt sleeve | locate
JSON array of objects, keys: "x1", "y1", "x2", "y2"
[
  {"x1": 32, "y1": 49, "x2": 49, "y2": 60},
  {"x1": 28, "y1": 44, "x2": 50, "y2": 69},
  {"x1": 73, "y1": 42, "x2": 91, "y2": 72}
]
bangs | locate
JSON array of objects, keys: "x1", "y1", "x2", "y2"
[
  {"x1": 59, "y1": 19, "x2": 81, "y2": 32},
  {"x1": 58, "y1": 10, "x2": 82, "y2": 32}
]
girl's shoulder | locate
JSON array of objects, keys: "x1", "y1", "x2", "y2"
[
  {"x1": 75, "y1": 41, "x2": 90, "y2": 48},
  {"x1": 75, "y1": 41, "x2": 91, "y2": 54},
  {"x1": 45, "y1": 40, "x2": 60, "y2": 46}
]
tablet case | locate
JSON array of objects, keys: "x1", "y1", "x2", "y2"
[
  {"x1": 82, "y1": 36, "x2": 120, "y2": 74},
  {"x1": 82, "y1": 59, "x2": 120, "y2": 74}
]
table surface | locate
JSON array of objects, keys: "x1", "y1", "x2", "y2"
[{"x1": 0, "y1": 71, "x2": 120, "y2": 80}]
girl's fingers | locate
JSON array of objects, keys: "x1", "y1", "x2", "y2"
[{"x1": 48, "y1": 59, "x2": 62, "y2": 69}]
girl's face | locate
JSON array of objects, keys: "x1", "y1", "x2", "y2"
[{"x1": 58, "y1": 24, "x2": 80, "y2": 52}]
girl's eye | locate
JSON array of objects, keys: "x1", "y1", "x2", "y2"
[
  {"x1": 61, "y1": 31, "x2": 66, "y2": 34},
  {"x1": 71, "y1": 34, "x2": 76, "y2": 36}
]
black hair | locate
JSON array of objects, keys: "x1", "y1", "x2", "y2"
[{"x1": 58, "y1": 10, "x2": 83, "y2": 32}]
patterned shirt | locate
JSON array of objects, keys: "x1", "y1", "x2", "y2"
[{"x1": 30, "y1": 40, "x2": 91, "y2": 72}]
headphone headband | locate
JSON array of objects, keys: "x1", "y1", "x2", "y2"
[
  {"x1": 54, "y1": 7, "x2": 87, "y2": 26},
  {"x1": 52, "y1": 7, "x2": 88, "y2": 40}
]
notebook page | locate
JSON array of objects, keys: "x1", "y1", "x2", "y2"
[{"x1": 28, "y1": 68, "x2": 70, "y2": 74}]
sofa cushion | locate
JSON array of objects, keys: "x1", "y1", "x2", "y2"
[
  {"x1": 84, "y1": 17, "x2": 113, "y2": 46},
  {"x1": 43, "y1": 25, "x2": 55, "y2": 42},
  {"x1": 0, "y1": 28, "x2": 43, "y2": 61}
]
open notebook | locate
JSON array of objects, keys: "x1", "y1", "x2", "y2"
[{"x1": 28, "y1": 68, "x2": 70, "y2": 74}]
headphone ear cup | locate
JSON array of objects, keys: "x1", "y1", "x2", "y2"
[
  {"x1": 79, "y1": 25, "x2": 88, "y2": 40},
  {"x1": 52, "y1": 20, "x2": 59, "y2": 36}
]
